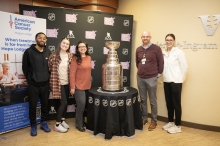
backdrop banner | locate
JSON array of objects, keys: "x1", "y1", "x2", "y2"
[
  {"x1": 0, "y1": 11, "x2": 46, "y2": 134},
  {"x1": 19, "y1": 4, "x2": 133, "y2": 120}
]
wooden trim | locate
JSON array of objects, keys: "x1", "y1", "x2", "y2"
[{"x1": 148, "y1": 114, "x2": 220, "y2": 132}]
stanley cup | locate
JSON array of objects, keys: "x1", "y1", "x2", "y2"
[{"x1": 102, "y1": 41, "x2": 123, "y2": 91}]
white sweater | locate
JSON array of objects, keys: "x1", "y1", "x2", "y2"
[{"x1": 163, "y1": 47, "x2": 188, "y2": 83}]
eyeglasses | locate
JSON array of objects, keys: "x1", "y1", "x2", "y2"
[
  {"x1": 142, "y1": 36, "x2": 151, "y2": 38},
  {"x1": 165, "y1": 39, "x2": 174, "y2": 42},
  {"x1": 78, "y1": 46, "x2": 86, "y2": 48}
]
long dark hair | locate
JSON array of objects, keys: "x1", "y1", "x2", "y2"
[
  {"x1": 75, "y1": 41, "x2": 90, "y2": 64},
  {"x1": 165, "y1": 33, "x2": 175, "y2": 40},
  {"x1": 54, "y1": 37, "x2": 71, "y2": 57}
]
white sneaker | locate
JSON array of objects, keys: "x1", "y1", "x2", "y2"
[
  {"x1": 168, "y1": 125, "x2": 181, "y2": 134},
  {"x1": 54, "y1": 124, "x2": 68, "y2": 133},
  {"x1": 61, "y1": 121, "x2": 70, "y2": 129},
  {"x1": 163, "y1": 122, "x2": 174, "y2": 130}
]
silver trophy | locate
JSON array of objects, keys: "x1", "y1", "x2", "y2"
[{"x1": 102, "y1": 41, "x2": 123, "y2": 91}]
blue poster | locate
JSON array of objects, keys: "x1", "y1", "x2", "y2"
[{"x1": 0, "y1": 102, "x2": 29, "y2": 133}]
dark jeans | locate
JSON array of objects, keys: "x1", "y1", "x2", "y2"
[
  {"x1": 163, "y1": 82, "x2": 182, "y2": 126},
  {"x1": 56, "y1": 84, "x2": 69, "y2": 122},
  {"x1": 75, "y1": 88, "x2": 87, "y2": 128},
  {"x1": 28, "y1": 83, "x2": 50, "y2": 126}
]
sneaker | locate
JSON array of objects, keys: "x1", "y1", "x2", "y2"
[
  {"x1": 54, "y1": 124, "x2": 68, "y2": 133},
  {"x1": 40, "y1": 121, "x2": 51, "y2": 133},
  {"x1": 163, "y1": 122, "x2": 174, "y2": 130},
  {"x1": 168, "y1": 125, "x2": 182, "y2": 134},
  {"x1": 30, "y1": 125, "x2": 37, "y2": 136},
  {"x1": 61, "y1": 121, "x2": 70, "y2": 129}
]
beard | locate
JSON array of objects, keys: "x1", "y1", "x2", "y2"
[{"x1": 37, "y1": 40, "x2": 45, "y2": 47}]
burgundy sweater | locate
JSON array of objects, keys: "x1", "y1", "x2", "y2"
[{"x1": 136, "y1": 44, "x2": 164, "y2": 78}]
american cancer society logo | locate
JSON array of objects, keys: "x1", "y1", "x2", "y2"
[{"x1": 9, "y1": 15, "x2": 35, "y2": 31}]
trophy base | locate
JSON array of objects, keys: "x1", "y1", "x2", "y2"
[{"x1": 101, "y1": 87, "x2": 124, "y2": 92}]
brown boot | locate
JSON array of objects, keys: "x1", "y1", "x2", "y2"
[
  {"x1": 148, "y1": 122, "x2": 157, "y2": 131},
  {"x1": 143, "y1": 119, "x2": 148, "y2": 125}
]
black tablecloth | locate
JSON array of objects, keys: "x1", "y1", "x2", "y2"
[{"x1": 86, "y1": 87, "x2": 143, "y2": 139}]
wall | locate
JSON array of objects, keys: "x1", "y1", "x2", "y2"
[{"x1": 117, "y1": 0, "x2": 220, "y2": 127}]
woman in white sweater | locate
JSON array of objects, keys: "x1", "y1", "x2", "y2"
[{"x1": 162, "y1": 34, "x2": 188, "y2": 134}]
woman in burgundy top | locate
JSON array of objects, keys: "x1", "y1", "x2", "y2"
[{"x1": 69, "y1": 41, "x2": 92, "y2": 132}]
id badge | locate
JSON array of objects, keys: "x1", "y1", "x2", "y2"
[{"x1": 141, "y1": 58, "x2": 146, "y2": 64}]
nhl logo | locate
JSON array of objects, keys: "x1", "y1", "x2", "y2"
[
  {"x1": 118, "y1": 100, "x2": 124, "y2": 106},
  {"x1": 87, "y1": 16, "x2": 94, "y2": 23},
  {"x1": 110, "y1": 100, "x2": 117, "y2": 107},
  {"x1": 88, "y1": 47, "x2": 93, "y2": 54},
  {"x1": 88, "y1": 96, "x2": 93, "y2": 103},
  {"x1": 122, "y1": 48, "x2": 128, "y2": 55},
  {"x1": 102, "y1": 99, "x2": 108, "y2": 107},
  {"x1": 48, "y1": 46, "x2": 55, "y2": 52},
  {"x1": 123, "y1": 20, "x2": 129, "y2": 27},
  {"x1": 95, "y1": 99, "x2": 100, "y2": 106},
  {"x1": 48, "y1": 13, "x2": 55, "y2": 21},
  {"x1": 133, "y1": 97, "x2": 136, "y2": 104},
  {"x1": 126, "y1": 99, "x2": 132, "y2": 106},
  {"x1": 123, "y1": 76, "x2": 127, "y2": 82}
]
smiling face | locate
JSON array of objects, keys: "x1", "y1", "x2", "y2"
[
  {"x1": 35, "y1": 33, "x2": 47, "y2": 47},
  {"x1": 60, "y1": 38, "x2": 70, "y2": 52},
  {"x1": 141, "y1": 31, "x2": 151, "y2": 46},
  {"x1": 78, "y1": 43, "x2": 87, "y2": 55},
  {"x1": 165, "y1": 36, "x2": 175, "y2": 49}
]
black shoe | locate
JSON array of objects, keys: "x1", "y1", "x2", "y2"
[
  {"x1": 82, "y1": 122, "x2": 87, "y2": 127},
  {"x1": 76, "y1": 126, "x2": 85, "y2": 132}
]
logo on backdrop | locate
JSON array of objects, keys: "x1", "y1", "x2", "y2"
[
  {"x1": 9, "y1": 15, "x2": 13, "y2": 28},
  {"x1": 49, "y1": 106, "x2": 56, "y2": 114},
  {"x1": 123, "y1": 20, "x2": 129, "y2": 27},
  {"x1": 46, "y1": 28, "x2": 59, "y2": 38},
  {"x1": 103, "y1": 47, "x2": 109, "y2": 54},
  {"x1": 121, "y1": 33, "x2": 131, "y2": 42},
  {"x1": 23, "y1": 10, "x2": 37, "y2": 17},
  {"x1": 70, "y1": 45, "x2": 76, "y2": 54},
  {"x1": 121, "y1": 61, "x2": 130, "y2": 69},
  {"x1": 198, "y1": 15, "x2": 220, "y2": 36},
  {"x1": 92, "y1": 60, "x2": 96, "y2": 69},
  {"x1": 88, "y1": 46, "x2": 93, "y2": 54},
  {"x1": 118, "y1": 100, "x2": 124, "y2": 106},
  {"x1": 48, "y1": 13, "x2": 55, "y2": 21},
  {"x1": 123, "y1": 76, "x2": 127, "y2": 82},
  {"x1": 87, "y1": 16, "x2": 94, "y2": 23},
  {"x1": 104, "y1": 17, "x2": 115, "y2": 26},
  {"x1": 67, "y1": 30, "x2": 75, "y2": 38},
  {"x1": 66, "y1": 14, "x2": 78, "y2": 23},
  {"x1": 85, "y1": 31, "x2": 96, "y2": 39},
  {"x1": 122, "y1": 48, "x2": 128, "y2": 55},
  {"x1": 48, "y1": 46, "x2": 55, "y2": 52},
  {"x1": 105, "y1": 32, "x2": 112, "y2": 40}
]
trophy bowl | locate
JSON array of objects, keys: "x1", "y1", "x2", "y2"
[{"x1": 105, "y1": 41, "x2": 120, "y2": 50}]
